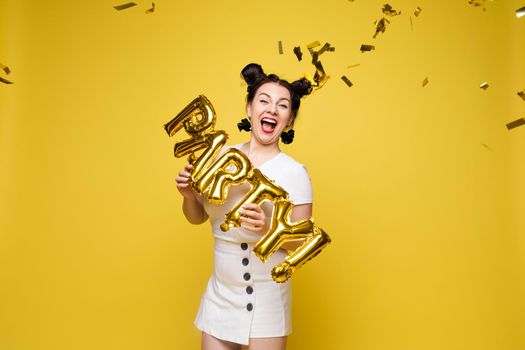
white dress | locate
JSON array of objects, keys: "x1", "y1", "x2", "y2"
[{"x1": 194, "y1": 144, "x2": 313, "y2": 345}]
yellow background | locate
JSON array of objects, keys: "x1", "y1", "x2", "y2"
[{"x1": 1, "y1": 0, "x2": 524, "y2": 349}]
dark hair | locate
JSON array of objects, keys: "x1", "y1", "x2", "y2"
[{"x1": 241, "y1": 63, "x2": 312, "y2": 118}]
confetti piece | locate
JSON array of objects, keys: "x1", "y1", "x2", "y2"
[
  {"x1": 480, "y1": 82, "x2": 489, "y2": 90},
  {"x1": 414, "y1": 6, "x2": 422, "y2": 16},
  {"x1": 468, "y1": 0, "x2": 491, "y2": 11},
  {"x1": 518, "y1": 90, "x2": 525, "y2": 100},
  {"x1": 360, "y1": 44, "x2": 375, "y2": 52},
  {"x1": 341, "y1": 76, "x2": 353, "y2": 88},
  {"x1": 347, "y1": 63, "x2": 361, "y2": 69},
  {"x1": 422, "y1": 77, "x2": 429, "y2": 87},
  {"x1": 0, "y1": 77, "x2": 14, "y2": 84},
  {"x1": 506, "y1": 118, "x2": 525, "y2": 130},
  {"x1": 481, "y1": 143, "x2": 492, "y2": 151},
  {"x1": 410, "y1": 16, "x2": 413, "y2": 31},
  {"x1": 373, "y1": 17, "x2": 390, "y2": 38},
  {"x1": 306, "y1": 41, "x2": 321, "y2": 49},
  {"x1": 317, "y1": 42, "x2": 332, "y2": 56},
  {"x1": 383, "y1": 4, "x2": 401, "y2": 16},
  {"x1": 114, "y1": 2, "x2": 137, "y2": 11},
  {"x1": 517, "y1": 6, "x2": 525, "y2": 18},
  {"x1": 0, "y1": 63, "x2": 11, "y2": 75},
  {"x1": 278, "y1": 41, "x2": 283, "y2": 55},
  {"x1": 145, "y1": 2, "x2": 155, "y2": 13},
  {"x1": 293, "y1": 47, "x2": 303, "y2": 61}
]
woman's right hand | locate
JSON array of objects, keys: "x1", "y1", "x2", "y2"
[{"x1": 175, "y1": 164, "x2": 197, "y2": 199}]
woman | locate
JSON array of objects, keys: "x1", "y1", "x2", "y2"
[{"x1": 175, "y1": 63, "x2": 313, "y2": 350}]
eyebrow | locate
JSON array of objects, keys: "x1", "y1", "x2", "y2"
[{"x1": 258, "y1": 92, "x2": 291, "y2": 103}]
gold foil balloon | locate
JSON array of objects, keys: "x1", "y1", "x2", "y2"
[
  {"x1": 165, "y1": 95, "x2": 331, "y2": 283},
  {"x1": 164, "y1": 95, "x2": 216, "y2": 137},
  {"x1": 220, "y1": 168, "x2": 288, "y2": 232},
  {"x1": 271, "y1": 226, "x2": 331, "y2": 283},
  {"x1": 192, "y1": 148, "x2": 252, "y2": 204},
  {"x1": 253, "y1": 198, "x2": 314, "y2": 262}
]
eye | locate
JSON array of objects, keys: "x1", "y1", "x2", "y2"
[
  {"x1": 279, "y1": 104, "x2": 289, "y2": 109},
  {"x1": 259, "y1": 99, "x2": 269, "y2": 104}
]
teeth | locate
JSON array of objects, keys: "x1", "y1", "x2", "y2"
[{"x1": 262, "y1": 118, "x2": 277, "y2": 125}]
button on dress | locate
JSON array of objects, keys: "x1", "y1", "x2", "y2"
[{"x1": 194, "y1": 144, "x2": 313, "y2": 345}]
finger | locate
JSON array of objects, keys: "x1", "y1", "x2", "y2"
[
  {"x1": 185, "y1": 164, "x2": 194, "y2": 172},
  {"x1": 240, "y1": 216, "x2": 264, "y2": 227},
  {"x1": 178, "y1": 171, "x2": 191, "y2": 177},
  {"x1": 175, "y1": 176, "x2": 190, "y2": 183},
  {"x1": 240, "y1": 208, "x2": 264, "y2": 220},
  {"x1": 243, "y1": 203, "x2": 262, "y2": 212}
]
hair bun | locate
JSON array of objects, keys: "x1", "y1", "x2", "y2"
[
  {"x1": 291, "y1": 78, "x2": 313, "y2": 99},
  {"x1": 241, "y1": 63, "x2": 266, "y2": 88}
]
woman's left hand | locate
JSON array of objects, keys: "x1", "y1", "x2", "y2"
[{"x1": 240, "y1": 203, "x2": 268, "y2": 233}]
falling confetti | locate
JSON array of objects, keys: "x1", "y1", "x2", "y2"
[
  {"x1": 0, "y1": 63, "x2": 11, "y2": 75},
  {"x1": 481, "y1": 143, "x2": 492, "y2": 151},
  {"x1": 517, "y1": 6, "x2": 525, "y2": 18},
  {"x1": 480, "y1": 82, "x2": 489, "y2": 90},
  {"x1": 360, "y1": 44, "x2": 375, "y2": 52},
  {"x1": 382, "y1": 4, "x2": 401, "y2": 16},
  {"x1": 414, "y1": 6, "x2": 422, "y2": 16},
  {"x1": 278, "y1": 41, "x2": 283, "y2": 55},
  {"x1": 422, "y1": 77, "x2": 429, "y2": 87},
  {"x1": 113, "y1": 2, "x2": 137, "y2": 11},
  {"x1": 518, "y1": 90, "x2": 525, "y2": 100},
  {"x1": 506, "y1": 118, "x2": 525, "y2": 130},
  {"x1": 347, "y1": 63, "x2": 361, "y2": 69},
  {"x1": 306, "y1": 41, "x2": 321, "y2": 49},
  {"x1": 145, "y1": 2, "x2": 155, "y2": 13},
  {"x1": 341, "y1": 76, "x2": 353, "y2": 88},
  {"x1": 0, "y1": 77, "x2": 14, "y2": 84},
  {"x1": 373, "y1": 17, "x2": 390, "y2": 38},
  {"x1": 293, "y1": 47, "x2": 303, "y2": 61}
]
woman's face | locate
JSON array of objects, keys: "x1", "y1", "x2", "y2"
[{"x1": 246, "y1": 82, "x2": 293, "y2": 146}]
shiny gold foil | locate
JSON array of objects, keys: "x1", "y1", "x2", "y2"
[
  {"x1": 347, "y1": 63, "x2": 361, "y2": 69},
  {"x1": 0, "y1": 77, "x2": 14, "y2": 84},
  {"x1": 341, "y1": 75, "x2": 353, "y2": 88},
  {"x1": 293, "y1": 46, "x2": 303, "y2": 61},
  {"x1": 414, "y1": 6, "x2": 422, "y2": 16},
  {"x1": 113, "y1": 2, "x2": 137, "y2": 10},
  {"x1": 480, "y1": 82, "x2": 489, "y2": 90},
  {"x1": 517, "y1": 6, "x2": 525, "y2": 18},
  {"x1": 373, "y1": 18, "x2": 390, "y2": 38},
  {"x1": 518, "y1": 90, "x2": 525, "y2": 100},
  {"x1": 278, "y1": 41, "x2": 283, "y2": 54},
  {"x1": 382, "y1": 4, "x2": 401, "y2": 16},
  {"x1": 506, "y1": 118, "x2": 525, "y2": 130},
  {"x1": 306, "y1": 40, "x2": 320, "y2": 49},
  {"x1": 145, "y1": 2, "x2": 155, "y2": 13},
  {"x1": 0, "y1": 63, "x2": 11, "y2": 75},
  {"x1": 360, "y1": 44, "x2": 375, "y2": 52},
  {"x1": 422, "y1": 77, "x2": 429, "y2": 87}
]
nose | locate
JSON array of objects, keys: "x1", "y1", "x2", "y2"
[{"x1": 268, "y1": 103, "x2": 278, "y2": 115}]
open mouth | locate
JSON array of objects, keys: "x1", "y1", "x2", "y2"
[{"x1": 261, "y1": 117, "x2": 277, "y2": 134}]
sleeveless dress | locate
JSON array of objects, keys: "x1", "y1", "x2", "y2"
[{"x1": 194, "y1": 144, "x2": 313, "y2": 345}]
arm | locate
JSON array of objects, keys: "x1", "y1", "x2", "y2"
[{"x1": 176, "y1": 164, "x2": 209, "y2": 224}]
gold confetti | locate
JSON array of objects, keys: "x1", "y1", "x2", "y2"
[
  {"x1": 422, "y1": 77, "x2": 429, "y2": 87},
  {"x1": 347, "y1": 63, "x2": 361, "y2": 69},
  {"x1": 383, "y1": 4, "x2": 401, "y2": 16},
  {"x1": 480, "y1": 82, "x2": 489, "y2": 90},
  {"x1": 114, "y1": 2, "x2": 137, "y2": 11},
  {"x1": 0, "y1": 76, "x2": 14, "y2": 84},
  {"x1": 506, "y1": 118, "x2": 525, "y2": 130},
  {"x1": 468, "y1": 0, "x2": 493, "y2": 11},
  {"x1": 278, "y1": 41, "x2": 283, "y2": 55},
  {"x1": 341, "y1": 76, "x2": 353, "y2": 88},
  {"x1": 481, "y1": 143, "x2": 492, "y2": 151},
  {"x1": 306, "y1": 41, "x2": 321, "y2": 49},
  {"x1": 0, "y1": 63, "x2": 11, "y2": 75},
  {"x1": 373, "y1": 17, "x2": 390, "y2": 38},
  {"x1": 293, "y1": 47, "x2": 303, "y2": 61},
  {"x1": 410, "y1": 16, "x2": 413, "y2": 31},
  {"x1": 517, "y1": 6, "x2": 525, "y2": 18},
  {"x1": 414, "y1": 6, "x2": 422, "y2": 16},
  {"x1": 317, "y1": 42, "x2": 332, "y2": 56},
  {"x1": 360, "y1": 44, "x2": 375, "y2": 52},
  {"x1": 518, "y1": 90, "x2": 525, "y2": 100},
  {"x1": 145, "y1": 2, "x2": 155, "y2": 13}
]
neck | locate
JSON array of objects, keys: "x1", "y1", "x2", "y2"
[{"x1": 241, "y1": 138, "x2": 281, "y2": 167}]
